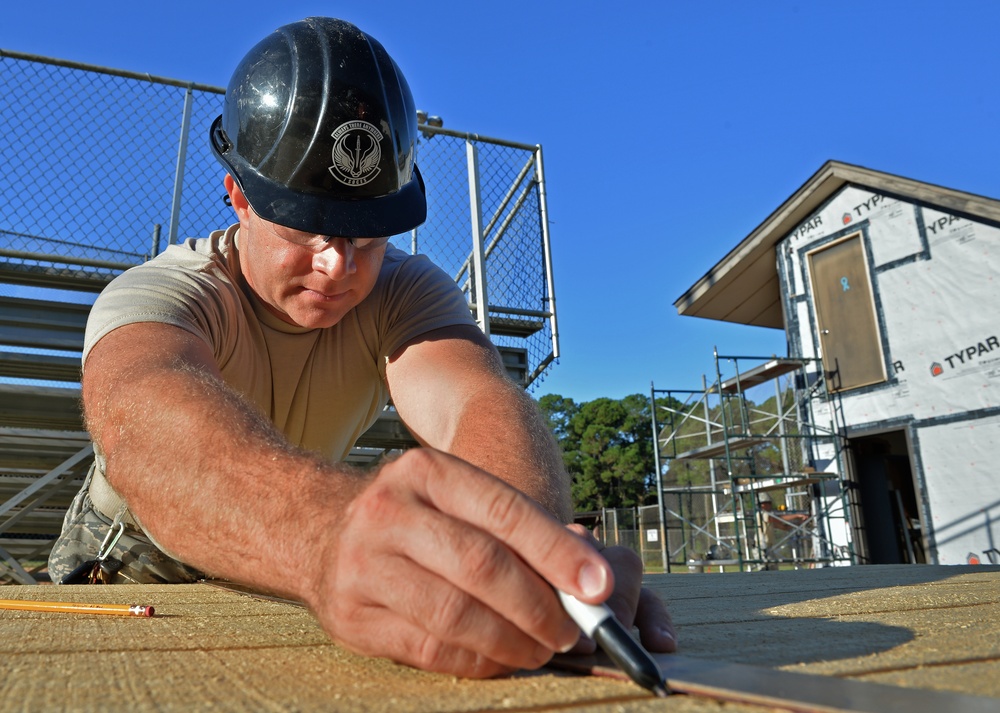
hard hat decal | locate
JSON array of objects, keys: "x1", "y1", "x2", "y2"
[
  {"x1": 329, "y1": 120, "x2": 383, "y2": 187},
  {"x1": 211, "y1": 18, "x2": 425, "y2": 236}
]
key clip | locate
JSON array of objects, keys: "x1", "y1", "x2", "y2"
[
  {"x1": 97, "y1": 521, "x2": 126, "y2": 562},
  {"x1": 59, "y1": 522, "x2": 127, "y2": 585}
]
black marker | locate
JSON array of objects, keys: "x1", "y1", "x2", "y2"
[{"x1": 557, "y1": 591, "x2": 670, "y2": 697}]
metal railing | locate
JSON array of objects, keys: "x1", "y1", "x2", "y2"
[
  {"x1": 0, "y1": 48, "x2": 560, "y2": 583},
  {"x1": 0, "y1": 48, "x2": 558, "y2": 387}
]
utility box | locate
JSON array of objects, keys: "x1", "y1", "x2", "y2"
[{"x1": 675, "y1": 161, "x2": 1000, "y2": 566}]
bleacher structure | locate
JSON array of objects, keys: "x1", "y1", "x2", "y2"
[
  {"x1": 650, "y1": 350, "x2": 855, "y2": 572},
  {"x1": 0, "y1": 50, "x2": 559, "y2": 583}
]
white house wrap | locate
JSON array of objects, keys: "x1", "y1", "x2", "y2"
[{"x1": 675, "y1": 161, "x2": 1000, "y2": 566}]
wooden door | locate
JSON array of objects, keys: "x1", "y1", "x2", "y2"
[{"x1": 807, "y1": 233, "x2": 886, "y2": 392}]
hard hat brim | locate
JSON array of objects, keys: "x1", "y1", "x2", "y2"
[{"x1": 212, "y1": 116, "x2": 426, "y2": 238}]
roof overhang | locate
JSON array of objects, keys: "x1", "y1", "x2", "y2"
[{"x1": 673, "y1": 160, "x2": 1000, "y2": 329}]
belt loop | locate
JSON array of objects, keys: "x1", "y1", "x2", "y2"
[{"x1": 110, "y1": 502, "x2": 130, "y2": 531}]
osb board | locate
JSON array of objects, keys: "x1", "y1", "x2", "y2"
[
  {"x1": 645, "y1": 565, "x2": 1000, "y2": 696},
  {"x1": 0, "y1": 565, "x2": 998, "y2": 712}
]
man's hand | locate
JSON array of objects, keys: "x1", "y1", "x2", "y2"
[
  {"x1": 382, "y1": 325, "x2": 676, "y2": 671},
  {"x1": 306, "y1": 448, "x2": 617, "y2": 678},
  {"x1": 563, "y1": 525, "x2": 677, "y2": 656}
]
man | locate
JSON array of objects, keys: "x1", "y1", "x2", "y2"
[
  {"x1": 754, "y1": 491, "x2": 809, "y2": 570},
  {"x1": 48, "y1": 17, "x2": 675, "y2": 678}
]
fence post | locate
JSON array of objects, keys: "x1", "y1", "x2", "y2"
[
  {"x1": 534, "y1": 144, "x2": 559, "y2": 360},
  {"x1": 150, "y1": 223, "x2": 162, "y2": 260},
  {"x1": 167, "y1": 83, "x2": 195, "y2": 246},
  {"x1": 650, "y1": 383, "x2": 669, "y2": 572},
  {"x1": 466, "y1": 139, "x2": 490, "y2": 336}
]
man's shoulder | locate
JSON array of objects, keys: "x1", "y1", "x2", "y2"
[
  {"x1": 156, "y1": 225, "x2": 237, "y2": 272},
  {"x1": 115, "y1": 225, "x2": 239, "y2": 288},
  {"x1": 95, "y1": 225, "x2": 244, "y2": 317}
]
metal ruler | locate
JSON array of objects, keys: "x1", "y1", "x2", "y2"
[{"x1": 549, "y1": 652, "x2": 999, "y2": 713}]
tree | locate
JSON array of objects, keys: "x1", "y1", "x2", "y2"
[
  {"x1": 537, "y1": 393, "x2": 667, "y2": 512},
  {"x1": 536, "y1": 393, "x2": 582, "y2": 498},
  {"x1": 536, "y1": 393, "x2": 578, "y2": 443}
]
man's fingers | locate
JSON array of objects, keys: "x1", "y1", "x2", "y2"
[
  {"x1": 558, "y1": 531, "x2": 677, "y2": 656},
  {"x1": 394, "y1": 505, "x2": 581, "y2": 654},
  {"x1": 330, "y1": 602, "x2": 515, "y2": 678},
  {"x1": 319, "y1": 448, "x2": 622, "y2": 676},
  {"x1": 598, "y1": 545, "x2": 643, "y2": 627},
  {"x1": 635, "y1": 587, "x2": 678, "y2": 653},
  {"x1": 329, "y1": 449, "x2": 585, "y2": 659},
  {"x1": 371, "y1": 555, "x2": 560, "y2": 670},
  {"x1": 393, "y1": 449, "x2": 615, "y2": 603}
]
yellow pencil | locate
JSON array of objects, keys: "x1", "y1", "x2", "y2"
[{"x1": 0, "y1": 599, "x2": 154, "y2": 617}]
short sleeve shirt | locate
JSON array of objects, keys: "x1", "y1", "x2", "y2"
[{"x1": 83, "y1": 224, "x2": 476, "y2": 461}]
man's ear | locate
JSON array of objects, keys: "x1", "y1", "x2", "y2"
[{"x1": 224, "y1": 174, "x2": 251, "y2": 218}]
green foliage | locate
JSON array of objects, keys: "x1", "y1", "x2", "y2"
[
  {"x1": 537, "y1": 392, "x2": 683, "y2": 512},
  {"x1": 538, "y1": 380, "x2": 808, "y2": 519}
]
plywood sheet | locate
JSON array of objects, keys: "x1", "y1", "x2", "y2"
[{"x1": 0, "y1": 565, "x2": 997, "y2": 712}]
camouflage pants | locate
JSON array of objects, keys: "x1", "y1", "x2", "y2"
[{"x1": 48, "y1": 463, "x2": 204, "y2": 584}]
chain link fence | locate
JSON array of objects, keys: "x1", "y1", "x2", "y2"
[
  {"x1": 593, "y1": 492, "x2": 841, "y2": 575},
  {"x1": 589, "y1": 505, "x2": 668, "y2": 573},
  {"x1": 0, "y1": 49, "x2": 558, "y2": 388}
]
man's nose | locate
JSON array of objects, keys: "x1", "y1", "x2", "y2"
[{"x1": 312, "y1": 239, "x2": 356, "y2": 278}]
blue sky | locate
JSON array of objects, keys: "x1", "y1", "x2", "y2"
[{"x1": 5, "y1": 2, "x2": 998, "y2": 403}]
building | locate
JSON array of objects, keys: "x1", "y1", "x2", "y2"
[{"x1": 674, "y1": 160, "x2": 1000, "y2": 566}]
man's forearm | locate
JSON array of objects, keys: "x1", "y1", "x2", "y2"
[
  {"x1": 444, "y1": 379, "x2": 572, "y2": 523},
  {"x1": 385, "y1": 326, "x2": 573, "y2": 523},
  {"x1": 83, "y1": 327, "x2": 362, "y2": 602}
]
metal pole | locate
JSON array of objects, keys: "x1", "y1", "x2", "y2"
[
  {"x1": 633, "y1": 505, "x2": 639, "y2": 563},
  {"x1": 466, "y1": 139, "x2": 490, "y2": 336},
  {"x1": 167, "y1": 84, "x2": 194, "y2": 246},
  {"x1": 679, "y1": 490, "x2": 689, "y2": 564},
  {"x1": 650, "y1": 383, "x2": 669, "y2": 573},
  {"x1": 534, "y1": 144, "x2": 559, "y2": 359},
  {"x1": 776, "y1": 373, "x2": 791, "y2": 475},
  {"x1": 150, "y1": 223, "x2": 162, "y2": 260},
  {"x1": 0, "y1": 248, "x2": 133, "y2": 271},
  {"x1": 705, "y1": 373, "x2": 722, "y2": 545},
  {"x1": 714, "y1": 346, "x2": 746, "y2": 570}
]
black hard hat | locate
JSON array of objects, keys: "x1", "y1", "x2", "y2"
[{"x1": 210, "y1": 17, "x2": 425, "y2": 238}]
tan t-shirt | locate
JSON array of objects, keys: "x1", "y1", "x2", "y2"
[{"x1": 83, "y1": 224, "x2": 476, "y2": 462}]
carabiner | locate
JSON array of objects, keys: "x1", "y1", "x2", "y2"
[{"x1": 96, "y1": 521, "x2": 126, "y2": 562}]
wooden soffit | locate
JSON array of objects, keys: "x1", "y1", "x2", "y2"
[{"x1": 674, "y1": 160, "x2": 1000, "y2": 329}]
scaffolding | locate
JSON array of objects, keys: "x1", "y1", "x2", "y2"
[{"x1": 651, "y1": 350, "x2": 855, "y2": 572}]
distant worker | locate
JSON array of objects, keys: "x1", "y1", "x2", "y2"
[
  {"x1": 754, "y1": 491, "x2": 809, "y2": 570},
  {"x1": 47, "y1": 17, "x2": 676, "y2": 678}
]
